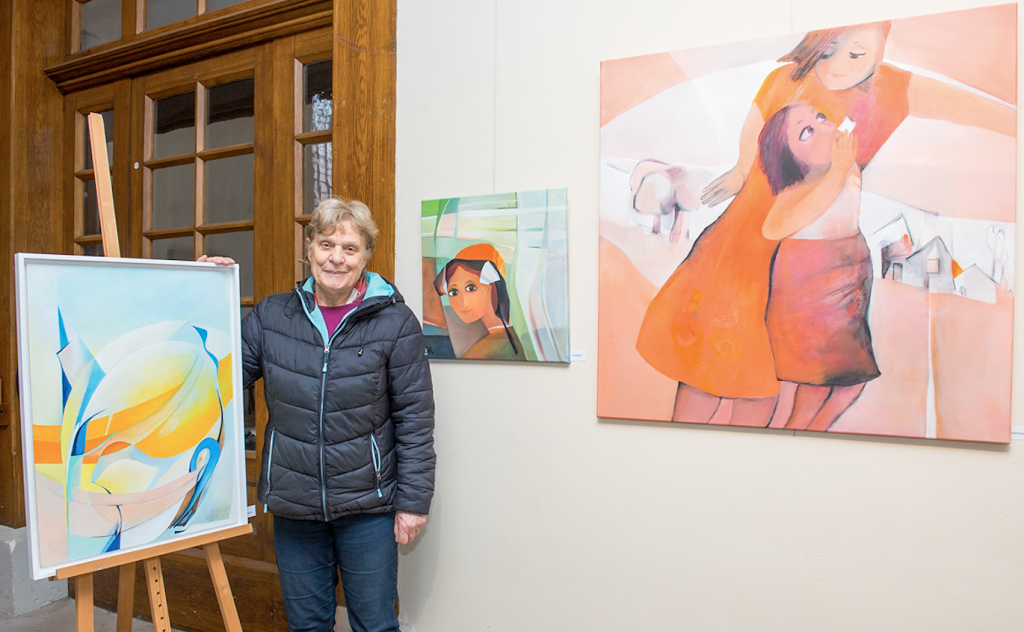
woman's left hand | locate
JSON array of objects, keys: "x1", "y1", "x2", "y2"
[
  {"x1": 395, "y1": 511, "x2": 427, "y2": 544},
  {"x1": 198, "y1": 254, "x2": 236, "y2": 266}
]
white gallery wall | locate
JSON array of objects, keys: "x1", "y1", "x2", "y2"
[{"x1": 393, "y1": 0, "x2": 1024, "y2": 629}]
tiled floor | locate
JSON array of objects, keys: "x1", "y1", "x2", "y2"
[
  {"x1": 0, "y1": 598, "x2": 184, "y2": 632},
  {"x1": 0, "y1": 600, "x2": 355, "y2": 631}
]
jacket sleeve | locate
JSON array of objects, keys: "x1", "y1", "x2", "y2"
[
  {"x1": 240, "y1": 303, "x2": 264, "y2": 388},
  {"x1": 386, "y1": 309, "x2": 436, "y2": 515}
]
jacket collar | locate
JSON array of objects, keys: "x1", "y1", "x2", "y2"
[
  {"x1": 296, "y1": 272, "x2": 397, "y2": 307},
  {"x1": 292, "y1": 272, "x2": 400, "y2": 343}
]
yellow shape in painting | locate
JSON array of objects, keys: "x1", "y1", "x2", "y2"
[
  {"x1": 93, "y1": 458, "x2": 158, "y2": 495},
  {"x1": 104, "y1": 384, "x2": 183, "y2": 436},
  {"x1": 85, "y1": 344, "x2": 196, "y2": 427},
  {"x1": 36, "y1": 464, "x2": 65, "y2": 485},
  {"x1": 134, "y1": 358, "x2": 222, "y2": 459},
  {"x1": 85, "y1": 417, "x2": 109, "y2": 441},
  {"x1": 83, "y1": 341, "x2": 216, "y2": 460},
  {"x1": 77, "y1": 464, "x2": 106, "y2": 493},
  {"x1": 217, "y1": 353, "x2": 234, "y2": 407}
]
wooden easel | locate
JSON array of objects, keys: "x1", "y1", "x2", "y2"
[{"x1": 59, "y1": 113, "x2": 253, "y2": 632}]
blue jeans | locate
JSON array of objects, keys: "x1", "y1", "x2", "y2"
[{"x1": 273, "y1": 512, "x2": 399, "y2": 632}]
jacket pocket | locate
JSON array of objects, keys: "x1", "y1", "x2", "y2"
[
  {"x1": 263, "y1": 428, "x2": 277, "y2": 511},
  {"x1": 369, "y1": 433, "x2": 383, "y2": 499}
]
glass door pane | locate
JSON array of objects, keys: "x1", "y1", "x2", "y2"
[{"x1": 79, "y1": 0, "x2": 121, "y2": 51}]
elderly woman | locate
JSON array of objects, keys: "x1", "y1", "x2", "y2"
[{"x1": 203, "y1": 197, "x2": 435, "y2": 632}]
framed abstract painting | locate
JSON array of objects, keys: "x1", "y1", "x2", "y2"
[
  {"x1": 597, "y1": 4, "x2": 1016, "y2": 442},
  {"x1": 15, "y1": 254, "x2": 247, "y2": 579},
  {"x1": 422, "y1": 188, "x2": 570, "y2": 363}
]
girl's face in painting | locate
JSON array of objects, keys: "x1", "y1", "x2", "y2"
[
  {"x1": 786, "y1": 104, "x2": 836, "y2": 171},
  {"x1": 446, "y1": 265, "x2": 494, "y2": 324},
  {"x1": 814, "y1": 24, "x2": 887, "y2": 91}
]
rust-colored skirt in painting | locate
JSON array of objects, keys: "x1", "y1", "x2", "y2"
[{"x1": 766, "y1": 234, "x2": 880, "y2": 386}]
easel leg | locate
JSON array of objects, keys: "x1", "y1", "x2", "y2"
[
  {"x1": 203, "y1": 543, "x2": 243, "y2": 632},
  {"x1": 116, "y1": 562, "x2": 137, "y2": 632},
  {"x1": 75, "y1": 573, "x2": 94, "y2": 632},
  {"x1": 143, "y1": 557, "x2": 171, "y2": 632}
]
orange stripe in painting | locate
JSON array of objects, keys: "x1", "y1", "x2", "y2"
[
  {"x1": 33, "y1": 425, "x2": 61, "y2": 442},
  {"x1": 86, "y1": 416, "x2": 110, "y2": 439},
  {"x1": 135, "y1": 390, "x2": 222, "y2": 459},
  {"x1": 33, "y1": 425, "x2": 63, "y2": 465},
  {"x1": 33, "y1": 441, "x2": 63, "y2": 465},
  {"x1": 83, "y1": 441, "x2": 131, "y2": 464},
  {"x1": 106, "y1": 383, "x2": 183, "y2": 435}
]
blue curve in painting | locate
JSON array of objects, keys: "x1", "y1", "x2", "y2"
[
  {"x1": 61, "y1": 372, "x2": 72, "y2": 409},
  {"x1": 171, "y1": 437, "x2": 221, "y2": 531},
  {"x1": 58, "y1": 309, "x2": 69, "y2": 349},
  {"x1": 58, "y1": 310, "x2": 73, "y2": 407},
  {"x1": 193, "y1": 326, "x2": 219, "y2": 370}
]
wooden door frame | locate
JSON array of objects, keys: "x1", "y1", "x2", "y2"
[
  {"x1": 3, "y1": 1, "x2": 397, "y2": 630},
  {"x1": 333, "y1": 0, "x2": 396, "y2": 281}
]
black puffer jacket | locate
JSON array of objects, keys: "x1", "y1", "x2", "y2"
[{"x1": 241, "y1": 273, "x2": 435, "y2": 521}]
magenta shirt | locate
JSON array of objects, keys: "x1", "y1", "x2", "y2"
[{"x1": 320, "y1": 300, "x2": 361, "y2": 338}]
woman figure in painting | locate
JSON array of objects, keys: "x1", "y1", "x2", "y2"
[
  {"x1": 760, "y1": 104, "x2": 878, "y2": 430},
  {"x1": 635, "y1": 20, "x2": 1015, "y2": 427},
  {"x1": 433, "y1": 243, "x2": 527, "y2": 361}
]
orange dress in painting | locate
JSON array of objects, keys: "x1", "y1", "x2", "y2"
[{"x1": 635, "y1": 63, "x2": 911, "y2": 399}]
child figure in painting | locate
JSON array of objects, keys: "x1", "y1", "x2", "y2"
[
  {"x1": 433, "y1": 243, "x2": 527, "y2": 361},
  {"x1": 759, "y1": 103, "x2": 879, "y2": 431}
]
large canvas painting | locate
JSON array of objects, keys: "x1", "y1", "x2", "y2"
[
  {"x1": 15, "y1": 254, "x2": 247, "y2": 579},
  {"x1": 598, "y1": 5, "x2": 1016, "y2": 442},
  {"x1": 422, "y1": 188, "x2": 570, "y2": 362}
]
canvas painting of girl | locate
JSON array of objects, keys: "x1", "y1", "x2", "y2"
[
  {"x1": 422, "y1": 189, "x2": 570, "y2": 363},
  {"x1": 598, "y1": 4, "x2": 1016, "y2": 442}
]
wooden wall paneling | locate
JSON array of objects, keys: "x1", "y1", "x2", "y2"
[
  {"x1": 129, "y1": 72, "x2": 150, "y2": 258},
  {"x1": 137, "y1": 49, "x2": 256, "y2": 97},
  {"x1": 113, "y1": 79, "x2": 132, "y2": 256},
  {"x1": 61, "y1": 89, "x2": 82, "y2": 256},
  {"x1": 46, "y1": 0, "x2": 332, "y2": 94},
  {"x1": 293, "y1": 25, "x2": 332, "y2": 57},
  {"x1": 124, "y1": 0, "x2": 140, "y2": 41},
  {"x1": 332, "y1": 0, "x2": 397, "y2": 281},
  {"x1": 0, "y1": 0, "x2": 13, "y2": 453},
  {"x1": 91, "y1": 551, "x2": 290, "y2": 632},
  {"x1": 0, "y1": 0, "x2": 66, "y2": 529}
]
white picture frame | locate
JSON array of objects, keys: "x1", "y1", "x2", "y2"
[{"x1": 15, "y1": 253, "x2": 247, "y2": 579}]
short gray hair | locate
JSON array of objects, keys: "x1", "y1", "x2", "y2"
[{"x1": 302, "y1": 197, "x2": 379, "y2": 265}]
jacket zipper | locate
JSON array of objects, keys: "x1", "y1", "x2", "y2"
[
  {"x1": 319, "y1": 343, "x2": 329, "y2": 520},
  {"x1": 294, "y1": 287, "x2": 391, "y2": 521},
  {"x1": 370, "y1": 434, "x2": 383, "y2": 499},
  {"x1": 263, "y1": 428, "x2": 276, "y2": 513}
]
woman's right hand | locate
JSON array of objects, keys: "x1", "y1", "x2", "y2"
[
  {"x1": 198, "y1": 255, "x2": 236, "y2": 266},
  {"x1": 831, "y1": 131, "x2": 858, "y2": 174},
  {"x1": 700, "y1": 166, "x2": 746, "y2": 207}
]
